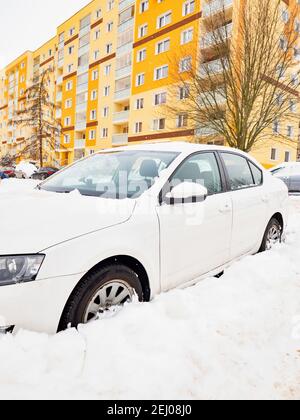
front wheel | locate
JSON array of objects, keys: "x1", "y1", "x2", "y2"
[
  {"x1": 58, "y1": 264, "x2": 144, "y2": 331},
  {"x1": 259, "y1": 218, "x2": 282, "y2": 252}
]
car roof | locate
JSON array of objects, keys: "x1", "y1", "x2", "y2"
[{"x1": 99, "y1": 141, "x2": 249, "y2": 156}]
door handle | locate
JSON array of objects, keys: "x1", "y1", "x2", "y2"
[{"x1": 219, "y1": 204, "x2": 231, "y2": 214}]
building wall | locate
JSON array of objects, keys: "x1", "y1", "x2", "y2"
[{"x1": 0, "y1": 0, "x2": 299, "y2": 169}]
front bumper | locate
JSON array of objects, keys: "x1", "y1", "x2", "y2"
[{"x1": 0, "y1": 273, "x2": 83, "y2": 334}]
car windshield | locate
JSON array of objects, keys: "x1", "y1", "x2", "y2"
[{"x1": 40, "y1": 150, "x2": 179, "y2": 198}]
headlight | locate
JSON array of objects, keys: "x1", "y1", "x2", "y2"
[{"x1": 0, "y1": 255, "x2": 45, "y2": 286}]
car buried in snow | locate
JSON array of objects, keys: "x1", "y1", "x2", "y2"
[{"x1": 0, "y1": 142, "x2": 289, "y2": 334}]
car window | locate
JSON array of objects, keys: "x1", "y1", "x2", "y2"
[
  {"x1": 221, "y1": 153, "x2": 254, "y2": 191},
  {"x1": 249, "y1": 162, "x2": 263, "y2": 186},
  {"x1": 171, "y1": 152, "x2": 222, "y2": 195}
]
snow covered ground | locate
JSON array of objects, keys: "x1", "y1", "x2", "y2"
[{"x1": 0, "y1": 179, "x2": 299, "y2": 400}]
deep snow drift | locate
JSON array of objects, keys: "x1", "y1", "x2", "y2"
[{"x1": 0, "y1": 179, "x2": 299, "y2": 400}]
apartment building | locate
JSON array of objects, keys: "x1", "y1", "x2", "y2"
[{"x1": 0, "y1": 0, "x2": 299, "y2": 169}]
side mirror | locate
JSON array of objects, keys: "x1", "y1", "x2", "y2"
[{"x1": 165, "y1": 182, "x2": 208, "y2": 205}]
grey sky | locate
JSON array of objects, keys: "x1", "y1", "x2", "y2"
[{"x1": 0, "y1": 0, "x2": 89, "y2": 69}]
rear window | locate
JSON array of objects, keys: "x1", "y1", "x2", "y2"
[
  {"x1": 249, "y1": 162, "x2": 263, "y2": 186},
  {"x1": 221, "y1": 153, "x2": 254, "y2": 190}
]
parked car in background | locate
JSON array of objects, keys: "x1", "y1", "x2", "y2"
[
  {"x1": 270, "y1": 162, "x2": 300, "y2": 193},
  {"x1": 31, "y1": 167, "x2": 59, "y2": 181},
  {"x1": 15, "y1": 162, "x2": 38, "y2": 179},
  {"x1": 0, "y1": 171, "x2": 8, "y2": 180},
  {"x1": 0, "y1": 143, "x2": 289, "y2": 334},
  {"x1": 0, "y1": 167, "x2": 16, "y2": 178}
]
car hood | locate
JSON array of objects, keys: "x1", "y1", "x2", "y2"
[{"x1": 0, "y1": 189, "x2": 136, "y2": 254}]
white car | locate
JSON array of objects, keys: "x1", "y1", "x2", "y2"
[{"x1": 0, "y1": 143, "x2": 288, "y2": 334}]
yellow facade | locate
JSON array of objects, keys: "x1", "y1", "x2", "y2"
[{"x1": 0, "y1": 0, "x2": 299, "y2": 168}]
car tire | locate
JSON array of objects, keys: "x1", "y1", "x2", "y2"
[
  {"x1": 259, "y1": 218, "x2": 282, "y2": 253},
  {"x1": 58, "y1": 264, "x2": 144, "y2": 331}
]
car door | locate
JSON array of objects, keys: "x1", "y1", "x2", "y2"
[
  {"x1": 219, "y1": 152, "x2": 267, "y2": 259},
  {"x1": 156, "y1": 152, "x2": 232, "y2": 291}
]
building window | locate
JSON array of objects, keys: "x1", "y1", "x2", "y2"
[
  {"x1": 140, "y1": 0, "x2": 149, "y2": 13},
  {"x1": 179, "y1": 57, "x2": 192, "y2": 72},
  {"x1": 181, "y1": 28, "x2": 194, "y2": 45},
  {"x1": 137, "y1": 49, "x2": 146, "y2": 62},
  {"x1": 153, "y1": 118, "x2": 166, "y2": 131},
  {"x1": 177, "y1": 114, "x2": 188, "y2": 128},
  {"x1": 271, "y1": 148, "x2": 277, "y2": 161},
  {"x1": 183, "y1": 0, "x2": 195, "y2": 17},
  {"x1": 156, "y1": 39, "x2": 170, "y2": 54},
  {"x1": 285, "y1": 151, "x2": 291, "y2": 162},
  {"x1": 136, "y1": 98, "x2": 144, "y2": 109},
  {"x1": 154, "y1": 65, "x2": 169, "y2": 80},
  {"x1": 273, "y1": 120, "x2": 280, "y2": 134},
  {"x1": 157, "y1": 12, "x2": 172, "y2": 29},
  {"x1": 135, "y1": 122, "x2": 143, "y2": 133},
  {"x1": 154, "y1": 92, "x2": 167, "y2": 105},
  {"x1": 89, "y1": 130, "x2": 96, "y2": 140},
  {"x1": 136, "y1": 73, "x2": 145, "y2": 86},
  {"x1": 138, "y1": 24, "x2": 148, "y2": 38}
]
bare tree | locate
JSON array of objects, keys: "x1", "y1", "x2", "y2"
[
  {"x1": 0, "y1": 153, "x2": 15, "y2": 167},
  {"x1": 13, "y1": 68, "x2": 61, "y2": 167},
  {"x1": 166, "y1": 0, "x2": 300, "y2": 152}
]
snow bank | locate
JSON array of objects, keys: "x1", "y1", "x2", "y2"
[{"x1": 0, "y1": 181, "x2": 299, "y2": 400}]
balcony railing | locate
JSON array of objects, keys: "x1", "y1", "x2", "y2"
[
  {"x1": 75, "y1": 121, "x2": 87, "y2": 131},
  {"x1": 116, "y1": 65, "x2": 132, "y2": 80},
  {"x1": 199, "y1": 58, "x2": 229, "y2": 77},
  {"x1": 113, "y1": 110, "x2": 130, "y2": 124},
  {"x1": 75, "y1": 139, "x2": 86, "y2": 149},
  {"x1": 76, "y1": 83, "x2": 88, "y2": 94},
  {"x1": 114, "y1": 88, "x2": 131, "y2": 102},
  {"x1": 56, "y1": 92, "x2": 62, "y2": 102},
  {"x1": 76, "y1": 102, "x2": 88, "y2": 113},
  {"x1": 202, "y1": 0, "x2": 233, "y2": 18},
  {"x1": 196, "y1": 124, "x2": 221, "y2": 137},
  {"x1": 200, "y1": 23, "x2": 233, "y2": 48},
  {"x1": 112, "y1": 133, "x2": 129, "y2": 145},
  {"x1": 119, "y1": 0, "x2": 135, "y2": 11},
  {"x1": 118, "y1": 18, "x2": 134, "y2": 33}
]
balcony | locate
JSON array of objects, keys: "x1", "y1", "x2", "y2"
[
  {"x1": 78, "y1": 44, "x2": 90, "y2": 57},
  {"x1": 75, "y1": 121, "x2": 87, "y2": 131},
  {"x1": 56, "y1": 75, "x2": 63, "y2": 85},
  {"x1": 200, "y1": 23, "x2": 233, "y2": 49},
  {"x1": 119, "y1": 0, "x2": 135, "y2": 11},
  {"x1": 199, "y1": 90, "x2": 227, "y2": 107},
  {"x1": 76, "y1": 102, "x2": 88, "y2": 113},
  {"x1": 195, "y1": 124, "x2": 220, "y2": 137},
  {"x1": 202, "y1": 0, "x2": 233, "y2": 18},
  {"x1": 56, "y1": 91, "x2": 62, "y2": 102},
  {"x1": 79, "y1": 25, "x2": 90, "y2": 37},
  {"x1": 116, "y1": 42, "x2": 133, "y2": 57},
  {"x1": 77, "y1": 64, "x2": 89, "y2": 75},
  {"x1": 118, "y1": 18, "x2": 134, "y2": 33},
  {"x1": 115, "y1": 65, "x2": 132, "y2": 80},
  {"x1": 112, "y1": 133, "x2": 128, "y2": 145},
  {"x1": 75, "y1": 139, "x2": 86, "y2": 149},
  {"x1": 199, "y1": 58, "x2": 229, "y2": 77},
  {"x1": 113, "y1": 110, "x2": 130, "y2": 125},
  {"x1": 57, "y1": 59, "x2": 64, "y2": 69},
  {"x1": 114, "y1": 88, "x2": 131, "y2": 103},
  {"x1": 76, "y1": 83, "x2": 88, "y2": 94}
]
